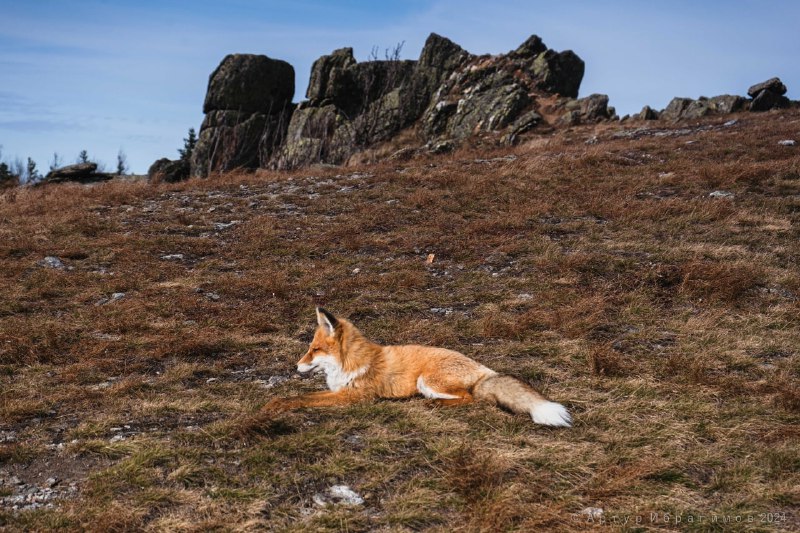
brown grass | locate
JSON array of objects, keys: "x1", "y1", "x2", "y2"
[{"x1": 1, "y1": 110, "x2": 799, "y2": 531}]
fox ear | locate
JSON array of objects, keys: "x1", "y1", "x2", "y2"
[{"x1": 316, "y1": 307, "x2": 339, "y2": 336}]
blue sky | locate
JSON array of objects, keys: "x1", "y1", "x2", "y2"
[{"x1": 1, "y1": 0, "x2": 798, "y2": 174}]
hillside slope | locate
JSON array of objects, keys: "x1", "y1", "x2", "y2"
[{"x1": 2, "y1": 110, "x2": 799, "y2": 531}]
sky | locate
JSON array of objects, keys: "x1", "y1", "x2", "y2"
[{"x1": 1, "y1": 0, "x2": 799, "y2": 174}]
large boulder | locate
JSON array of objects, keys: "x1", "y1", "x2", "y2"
[
  {"x1": 559, "y1": 94, "x2": 613, "y2": 125},
  {"x1": 660, "y1": 97, "x2": 711, "y2": 121},
  {"x1": 42, "y1": 163, "x2": 114, "y2": 184},
  {"x1": 747, "y1": 77, "x2": 787, "y2": 98},
  {"x1": 750, "y1": 90, "x2": 790, "y2": 112},
  {"x1": 45, "y1": 162, "x2": 97, "y2": 180},
  {"x1": 306, "y1": 48, "x2": 357, "y2": 103},
  {"x1": 147, "y1": 158, "x2": 189, "y2": 183},
  {"x1": 638, "y1": 105, "x2": 659, "y2": 120},
  {"x1": 418, "y1": 33, "x2": 471, "y2": 73},
  {"x1": 747, "y1": 77, "x2": 790, "y2": 112},
  {"x1": 708, "y1": 94, "x2": 746, "y2": 114},
  {"x1": 193, "y1": 54, "x2": 295, "y2": 177},
  {"x1": 203, "y1": 54, "x2": 294, "y2": 114},
  {"x1": 531, "y1": 49, "x2": 584, "y2": 98}
]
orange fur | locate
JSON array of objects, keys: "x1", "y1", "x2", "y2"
[{"x1": 262, "y1": 308, "x2": 572, "y2": 427}]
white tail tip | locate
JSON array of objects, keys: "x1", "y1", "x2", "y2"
[{"x1": 531, "y1": 401, "x2": 572, "y2": 427}]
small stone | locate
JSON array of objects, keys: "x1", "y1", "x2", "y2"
[
  {"x1": 206, "y1": 377, "x2": 218, "y2": 383},
  {"x1": 109, "y1": 434, "x2": 126, "y2": 443},
  {"x1": 709, "y1": 190, "x2": 734, "y2": 199},
  {"x1": 314, "y1": 485, "x2": 364, "y2": 506},
  {"x1": 110, "y1": 427, "x2": 123, "y2": 432},
  {"x1": 352, "y1": 268, "x2": 361, "y2": 274},
  {"x1": 161, "y1": 254, "x2": 184, "y2": 260},
  {"x1": 213, "y1": 220, "x2": 240, "y2": 230},
  {"x1": 39, "y1": 256, "x2": 66, "y2": 270},
  {"x1": 580, "y1": 507, "x2": 604, "y2": 520},
  {"x1": 110, "y1": 292, "x2": 126, "y2": 302},
  {"x1": 204, "y1": 292, "x2": 221, "y2": 301},
  {"x1": 778, "y1": 139, "x2": 796, "y2": 146},
  {"x1": 328, "y1": 485, "x2": 364, "y2": 505},
  {"x1": 45, "y1": 478, "x2": 58, "y2": 488},
  {"x1": 10, "y1": 476, "x2": 23, "y2": 485}
]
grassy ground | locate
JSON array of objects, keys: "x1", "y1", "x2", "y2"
[{"x1": 1, "y1": 110, "x2": 799, "y2": 531}]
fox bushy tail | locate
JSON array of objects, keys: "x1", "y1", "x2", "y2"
[{"x1": 473, "y1": 375, "x2": 572, "y2": 427}]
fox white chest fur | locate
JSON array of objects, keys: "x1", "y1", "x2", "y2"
[{"x1": 298, "y1": 355, "x2": 368, "y2": 392}]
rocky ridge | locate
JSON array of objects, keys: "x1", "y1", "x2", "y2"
[{"x1": 146, "y1": 33, "x2": 797, "y2": 180}]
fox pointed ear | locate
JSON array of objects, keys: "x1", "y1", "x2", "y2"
[{"x1": 316, "y1": 307, "x2": 339, "y2": 336}]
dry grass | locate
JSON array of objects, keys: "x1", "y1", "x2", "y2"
[{"x1": 1, "y1": 110, "x2": 799, "y2": 531}]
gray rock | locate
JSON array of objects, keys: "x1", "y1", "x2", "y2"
[
  {"x1": 193, "y1": 54, "x2": 295, "y2": 177},
  {"x1": 661, "y1": 97, "x2": 695, "y2": 121},
  {"x1": 778, "y1": 139, "x2": 796, "y2": 146},
  {"x1": 39, "y1": 256, "x2": 66, "y2": 270},
  {"x1": 203, "y1": 54, "x2": 294, "y2": 114},
  {"x1": 747, "y1": 77, "x2": 787, "y2": 98},
  {"x1": 147, "y1": 158, "x2": 189, "y2": 183},
  {"x1": 638, "y1": 105, "x2": 659, "y2": 120},
  {"x1": 708, "y1": 94, "x2": 746, "y2": 114},
  {"x1": 42, "y1": 163, "x2": 114, "y2": 184},
  {"x1": 531, "y1": 49, "x2": 585, "y2": 98},
  {"x1": 192, "y1": 108, "x2": 293, "y2": 177},
  {"x1": 578, "y1": 94, "x2": 611, "y2": 122},
  {"x1": 418, "y1": 33, "x2": 471, "y2": 73},
  {"x1": 750, "y1": 89, "x2": 790, "y2": 112},
  {"x1": 447, "y1": 82, "x2": 531, "y2": 139},
  {"x1": 709, "y1": 190, "x2": 734, "y2": 199},
  {"x1": 306, "y1": 48, "x2": 357, "y2": 102},
  {"x1": 510, "y1": 35, "x2": 547, "y2": 58},
  {"x1": 428, "y1": 139, "x2": 455, "y2": 154}
]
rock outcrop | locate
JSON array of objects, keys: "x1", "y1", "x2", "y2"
[
  {"x1": 648, "y1": 77, "x2": 793, "y2": 121},
  {"x1": 172, "y1": 36, "x2": 796, "y2": 178},
  {"x1": 417, "y1": 34, "x2": 585, "y2": 147},
  {"x1": 186, "y1": 33, "x2": 589, "y2": 174},
  {"x1": 273, "y1": 45, "x2": 421, "y2": 169},
  {"x1": 559, "y1": 94, "x2": 616, "y2": 125},
  {"x1": 42, "y1": 163, "x2": 114, "y2": 184},
  {"x1": 191, "y1": 54, "x2": 295, "y2": 177},
  {"x1": 660, "y1": 95, "x2": 747, "y2": 121}
]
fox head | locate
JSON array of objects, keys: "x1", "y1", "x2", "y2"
[{"x1": 296, "y1": 307, "x2": 343, "y2": 374}]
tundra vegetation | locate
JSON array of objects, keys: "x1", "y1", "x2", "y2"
[{"x1": 1, "y1": 109, "x2": 798, "y2": 531}]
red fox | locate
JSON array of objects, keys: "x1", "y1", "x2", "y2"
[{"x1": 262, "y1": 307, "x2": 572, "y2": 427}]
